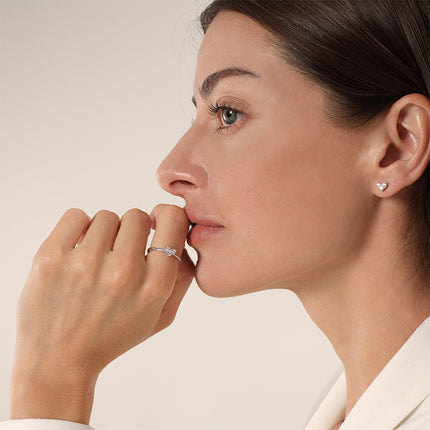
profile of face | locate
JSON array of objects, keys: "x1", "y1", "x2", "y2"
[{"x1": 157, "y1": 11, "x2": 375, "y2": 298}]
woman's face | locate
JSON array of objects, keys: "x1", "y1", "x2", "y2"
[{"x1": 157, "y1": 11, "x2": 375, "y2": 297}]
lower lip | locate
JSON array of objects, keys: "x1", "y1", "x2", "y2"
[{"x1": 187, "y1": 224, "x2": 224, "y2": 246}]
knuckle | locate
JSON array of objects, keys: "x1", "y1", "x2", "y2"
[
  {"x1": 33, "y1": 250, "x2": 64, "y2": 276},
  {"x1": 63, "y1": 208, "x2": 91, "y2": 226},
  {"x1": 152, "y1": 203, "x2": 168, "y2": 214},
  {"x1": 69, "y1": 250, "x2": 100, "y2": 275},
  {"x1": 122, "y1": 209, "x2": 151, "y2": 226},
  {"x1": 65, "y1": 208, "x2": 89, "y2": 221},
  {"x1": 145, "y1": 279, "x2": 173, "y2": 302},
  {"x1": 143, "y1": 280, "x2": 171, "y2": 306},
  {"x1": 95, "y1": 209, "x2": 120, "y2": 223},
  {"x1": 108, "y1": 255, "x2": 141, "y2": 286}
]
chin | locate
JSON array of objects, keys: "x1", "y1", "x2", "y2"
[
  {"x1": 195, "y1": 273, "x2": 235, "y2": 298},
  {"x1": 192, "y1": 253, "x2": 232, "y2": 297},
  {"x1": 194, "y1": 265, "x2": 260, "y2": 298}
]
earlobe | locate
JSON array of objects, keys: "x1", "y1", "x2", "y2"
[{"x1": 374, "y1": 94, "x2": 430, "y2": 197}]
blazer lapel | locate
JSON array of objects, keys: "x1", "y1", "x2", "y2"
[
  {"x1": 303, "y1": 316, "x2": 430, "y2": 430},
  {"x1": 341, "y1": 317, "x2": 430, "y2": 430}
]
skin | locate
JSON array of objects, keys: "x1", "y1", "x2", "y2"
[
  {"x1": 11, "y1": 205, "x2": 194, "y2": 423},
  {"x1": 157, "y1": 11, "x2": 430, "y2": 427},
  {"x1": 9, "y1": 9, "x2": 430, "y2": 429}
]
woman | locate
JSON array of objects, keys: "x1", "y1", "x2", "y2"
[{"x1": 2, "y1": 0, "x2": 430, "y2": 429}]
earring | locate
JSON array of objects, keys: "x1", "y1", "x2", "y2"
[{"x1": 377, "y1": 182, "x2": 388, "y2": 192}]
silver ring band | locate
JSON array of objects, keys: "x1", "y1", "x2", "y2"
[{"x1": 147, "y1": 246, "x2": 181, "y2": 263}]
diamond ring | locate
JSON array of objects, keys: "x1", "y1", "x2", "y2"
[{"x1": 147, "y1": 246, "x2": 181, "y2": 263}]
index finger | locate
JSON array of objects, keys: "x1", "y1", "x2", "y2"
[
  {"x1": 146, "y1": 205, "x2": 189, "y2": 287},
  {"x1": 39, "y1": 208, "x2": 91, "y2": 252}
]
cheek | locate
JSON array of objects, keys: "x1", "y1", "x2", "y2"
[
  {"x1": 195, "y1": 133, "x2": 372, "y2": 297},
  {"x1": 253, "y1": 138, "x2": 371, "y2": 282}
]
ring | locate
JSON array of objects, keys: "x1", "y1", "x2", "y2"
[{"x1": 147, "y1": 246, "x2": 181, "y2": 263}]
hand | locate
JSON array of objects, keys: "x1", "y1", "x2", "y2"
[{"x1": 10, "y1": 205, "x2": 194, "y2": 424}]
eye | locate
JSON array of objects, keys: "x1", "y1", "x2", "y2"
[
  {"x1": 220, "y1": 107, "x2": 239, "y2": 126},
  {"x1": 209, "y1": 102, "x2": 245, "y2": 132}
]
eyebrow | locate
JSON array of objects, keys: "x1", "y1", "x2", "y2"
[{"x1": 191, "y1": 67, "x2": 260, "y2": 107}]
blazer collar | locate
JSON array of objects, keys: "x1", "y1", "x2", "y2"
[{"x1": 304, "y1": 316, "x2": 430, "y2": 430}]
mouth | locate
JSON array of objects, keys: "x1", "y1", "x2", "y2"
[{"x1": 185, "y1": 210, "x2": 224, "y2": 247}]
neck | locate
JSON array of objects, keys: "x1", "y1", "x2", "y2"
[{"x1": 294, "y1": 199, "x2": 430, "y2": 418}]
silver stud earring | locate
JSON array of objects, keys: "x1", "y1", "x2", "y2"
[{"x1": 377, "y1": 182, "x2": 388, "y2": 192}]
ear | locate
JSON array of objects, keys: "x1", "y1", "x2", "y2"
[{"x1": 372, "y1": 93, "x2": 430, "y2": 197}]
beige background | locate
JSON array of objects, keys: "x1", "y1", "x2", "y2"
[{"x1": 0, "y1": 1, "x2": 340, "y2": 429}]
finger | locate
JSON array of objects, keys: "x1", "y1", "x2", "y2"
[
  {"x1": 113, "y1": 209, "x2": 152, "y2": 255},
  {"x1": 153, "y1": 249, "x2": 195, "y2": 333},
  {"x1": 40, "y1": 208, "x2": 91, "y2": 252},
  {"x1": 146, "y1": 205, "x2": 189, "y2": 288},
  {"x1": 79, "y1": 210, "x2": 120, "y2": 253}
]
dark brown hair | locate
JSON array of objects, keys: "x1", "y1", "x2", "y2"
[{"x1": 200, "y1": 0, "x2": 430, "y2": 282}]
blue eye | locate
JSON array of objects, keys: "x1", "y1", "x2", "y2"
[
  {"x1": 221, "y1": 108, "x2": 239, "y2": 126},
  {"x1": 209, "y1": 102, "x2": 244, "y2": 132}
]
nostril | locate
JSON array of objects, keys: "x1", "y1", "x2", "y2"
[
  {"x1": 174, "y1": 180, "x2": 195, "y2": 186},
  {"x1": 170, "y1": 179, "x2": 197, "y2": 191}
]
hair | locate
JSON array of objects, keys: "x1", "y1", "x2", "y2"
[{"x1": 200, "y1": 0, "x2": 430, "y2": 283}]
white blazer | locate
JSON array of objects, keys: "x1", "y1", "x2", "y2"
[
  {"x1": 2, "y1": 317, "x2": 430, "y2": 430},
  {"x1": 304, "y1": 316, "x2": 430, "y2": 429}
]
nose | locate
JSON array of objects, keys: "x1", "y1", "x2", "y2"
[{"x1": 156, "y1": 132, "x2": 209, "y2": 198}]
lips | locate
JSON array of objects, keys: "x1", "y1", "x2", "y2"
[{"x1": 185, "y1": 209, "x2": 224, "y2": 246}]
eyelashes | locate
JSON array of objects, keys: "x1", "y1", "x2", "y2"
[
  {"x1": 190, "y1": 99, "x2": 248, "y2": 134},
  {"x1": 208, "y1": 102, "x2": 245, "y2": 133}
]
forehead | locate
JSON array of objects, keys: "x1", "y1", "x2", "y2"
[
  {"x1": 195, "y1": 11, "x2": 280, "y2": 87},
  {"x1": 193, "y1": 10, "x2": 326, "y2": 118}
]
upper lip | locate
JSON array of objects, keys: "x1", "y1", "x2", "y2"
[{"x1": 184, "y1": 208, "x2": 223, "y2": 228}]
